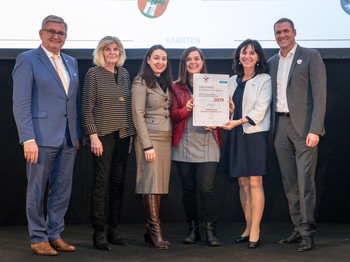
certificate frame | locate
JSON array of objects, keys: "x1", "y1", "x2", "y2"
[{"x1": 192, "y1": 73, "x2": 229, "y2": 126}]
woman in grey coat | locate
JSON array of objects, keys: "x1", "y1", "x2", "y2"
[{"x1": 131, "y1": 44, "x2": 173, "y2": 250}]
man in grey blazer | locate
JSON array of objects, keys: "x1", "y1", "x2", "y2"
[
  {"x1": 12, "y1": 15, "x2": 80, "y2": 256},
  {"x1": 267, "y1": 18, "x2": 326, "y2": 252}
]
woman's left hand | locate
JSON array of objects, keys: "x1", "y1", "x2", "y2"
[
  {"x1": 186, "y1": 97, "x2": 194, "y2": 112},
  {"x1": 221, "y1": 120, "x2": 241, "y2": 131}
]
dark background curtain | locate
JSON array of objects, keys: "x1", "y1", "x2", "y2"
[{"x1": 1, "y1": 50, "x2": 349, "y2": 226}]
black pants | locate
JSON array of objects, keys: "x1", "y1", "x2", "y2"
[
  {"x1": 175, "y1": 161, "x2": 218, "y2": 223},
  {"x1": 91, "y1": 132, "x2": 131, "y2": 231}
]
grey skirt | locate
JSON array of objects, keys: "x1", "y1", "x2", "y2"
[{"x1": 135, "y1": 131, "x2": 172, "y2": 194}]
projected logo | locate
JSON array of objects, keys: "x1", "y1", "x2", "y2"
[
  {"x1": 138, "y1": 0, "x2": 169, "y2": 18},
  {"x1": 341, "y1": 0, "x2": 350, "y2": 15}
]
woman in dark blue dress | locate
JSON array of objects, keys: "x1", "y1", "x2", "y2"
[{"x1": 222, "y1": 39, "x2": 271, "y2": 248}]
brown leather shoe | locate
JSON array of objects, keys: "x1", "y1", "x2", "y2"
[
  {"x1": 31, "y1": 241, "x2": 58, "y2": 256},
  {"x1": 50, "y1": 238, "x2": 76, "y2": 252}
]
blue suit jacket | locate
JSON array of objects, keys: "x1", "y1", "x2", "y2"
[{"x1": 13, "y1": 46, "x2": 81, "y2": 147}]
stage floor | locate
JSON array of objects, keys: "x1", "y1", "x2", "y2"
[{"x1": 1, "y1": 223, "x2": 349, "y2": 261}]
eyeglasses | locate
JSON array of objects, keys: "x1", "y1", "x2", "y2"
[{"x1": 42, "y1": 29, "x2": 66, "y2": 38}]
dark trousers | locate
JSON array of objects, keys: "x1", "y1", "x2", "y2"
[
  {"x1": 91, "y1": 132, "x2": 131, "y2": 231},
  {"x1": 175, "y1": 161, "x2": 218, "y2": 223}
]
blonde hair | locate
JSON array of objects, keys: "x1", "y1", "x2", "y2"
[{"x1": 93, "y1": 36, "x2": 126, "y2": 67}]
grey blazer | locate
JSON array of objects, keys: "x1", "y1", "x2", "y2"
[
  {"x1": 131, "y1": 76, "x2": 172, "y2": 149},
  {"x1": 267, "y1": 45, "x2": 327, "y2": 138}
]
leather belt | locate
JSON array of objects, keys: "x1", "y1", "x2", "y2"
[{"x1": 276, "y1": 112, "x2": 290, "y2": 117}]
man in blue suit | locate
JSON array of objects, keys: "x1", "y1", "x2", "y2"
[{"x1": 12, "y1": 15, "x2": 81, "y2": 256}]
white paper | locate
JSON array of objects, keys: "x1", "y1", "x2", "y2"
[{"x1": 193, "y1": 74, "x2": 229, "y2": 126}]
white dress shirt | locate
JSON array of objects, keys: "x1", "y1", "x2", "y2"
[{"x1": 276, "y1": 43, "x2": 297, "y2": 113}]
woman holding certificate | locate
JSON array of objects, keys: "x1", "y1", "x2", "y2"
[
  {"x1": 170, "y1": 46, "x2": 222, "y2": 247},
  {"x1": 222, "y1": 39, "x2": 271, "y2": 248},
  {"x1": 131, "y1": 44, "x2": 173, "y2": 250}
]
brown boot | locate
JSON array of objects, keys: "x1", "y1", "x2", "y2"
[
  {"x1": 143, "y1": 194, "x2": 169, "y2": 249},
  {"x1": 144, "y1": 222, "x2": 170, "y2": 246}
]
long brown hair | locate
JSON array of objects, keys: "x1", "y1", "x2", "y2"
[
  {"x1": 136, "y1": 44, "x2": 173, "y2": 91},
  {"x1": 175, "y1": 46, "x2": 207, "y2": 85}
]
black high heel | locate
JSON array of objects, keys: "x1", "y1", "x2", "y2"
[
  {"x1": 248, "y1": 239, "x2": 260, "y2": 248},
  {"x1": 234, "y1": 235, "x2": 249, "y2": 243}
]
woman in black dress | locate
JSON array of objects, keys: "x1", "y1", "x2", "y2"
[{"x1": 222, "y1": 39, "x2": 271, "y2": 248}]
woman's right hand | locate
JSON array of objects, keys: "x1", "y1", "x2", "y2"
[
  {"x1": 90, "y1": 134, "x2": 103, "y2": 157},
  {"x1": 228, "y1": 96, "x2": 235, "y2": 115},
  {"x1": 144, "y1": 148, "x2": 156, "y2": 162}
]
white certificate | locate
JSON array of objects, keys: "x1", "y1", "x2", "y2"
[{"x1": 193, "y1": 73, "x2": 229, "y2": 126}]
